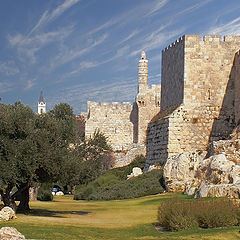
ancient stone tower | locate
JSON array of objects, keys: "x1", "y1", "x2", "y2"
[
  {"x1": 136, "y1": 51, "x2": 161, "y2": 144},
  {"x1": 38, "y1": 91, "x2": 46, "y2": 114},
  {"x1": 84, "y1": 51, "x2": 161, "y2": 166},
  {"x1": 146, "y1": 35, "x2": 240, "y2": 168}
]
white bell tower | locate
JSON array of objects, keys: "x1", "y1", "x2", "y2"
[{"x1": 38, "y1": 91, "x2": 46, "y2": 114}]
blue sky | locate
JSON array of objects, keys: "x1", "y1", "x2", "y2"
[{"x1": 1, "y1": 0, "x2": 240, "y2": 114}]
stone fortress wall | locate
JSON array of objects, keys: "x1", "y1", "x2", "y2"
[
  {"x1": 85, "y1": 51, "x2": 161, "y2": 166},
  {"x1": 146, "y1": 35, "x2": 240, "y2": 168},
  {"x1": 85, "y1": 101, "x2": 137, "y2": 150}
]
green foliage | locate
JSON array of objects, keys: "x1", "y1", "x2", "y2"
[
  {"x1": 158, "y1": 198, "x2": 240, "y2": 231},
  {"x1": 75, "y1": 130, "x2": 114, "y2": 185},
  {"x1": 49, "y1": 103, "x2": 77, "y2": 143},
  {"x1": 74, "y1": 174, "x2": 119, "y2": 200},
  {"x1": 109, "y1": 154, "x2": 146, "y2": 180},
  {"x1": 74, "y1": 168, "x2": 164, "y2": 201},
  {"x1": 0, "y1": 102, "x2": 79, "y2": 210},
  {"x1": 37, "y1": 183, "x2": 53, "y2": 201}
]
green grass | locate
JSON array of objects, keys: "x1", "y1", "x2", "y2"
[{"x1": 0, "y1": 194, "x2": 240, "y2": 240}]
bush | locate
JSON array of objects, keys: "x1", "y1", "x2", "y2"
[
  {"x1": 74, "y1": 155, "x2": 152, "y2": 200},
  {"x1": 158, "y1": 198, "x2": 240, "y2": 231},
  {"x1": 74, "y1": 174, "x2": 120, "y2": 200},
  {"x1": 37, "y1": 183, "x2": 53, "y2": 201},
  {"x1": 83, "y1": 169, "x2": 164, "y2": 200}
]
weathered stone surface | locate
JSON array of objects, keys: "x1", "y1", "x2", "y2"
[
  {"x1": 0, "y1": 207, "x2": 16, "y2": 221},
  {"x1": 164, "y1": 150, "x2": 207, "y2": 192},
  {"x1": 146, "y1": 35, "x2": 240, "y2": 166},
  {"x1": 113, "y1": 144, "x2": 145, "y2": 167},
  {"x1": 84, "y1": 52, "x2": 160, "y2": 167},
  {"x1": 163, "y1": 141, "x2": 240, "y2": 199},
  {"x1": 0, "y1": 227, "x2": 25, "y2": 239},
  {"x1": 195, "y1": 183, "x2": 240, "y2": 199}
]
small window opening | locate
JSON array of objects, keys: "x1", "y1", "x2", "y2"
[{"x1": 208, "y1": 89, "x2": 211, "y2": 100}]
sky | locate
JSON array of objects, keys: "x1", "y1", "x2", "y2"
[{"x1": 1, "y1": 0, "x2": 240, "y2": 114}]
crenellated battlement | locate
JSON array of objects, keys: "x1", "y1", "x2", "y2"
[
  {"x1": 87, "y1": 101, "x2": 133, "y2": 115},
  {"x1": 88, "y1": 100, "x2": 132, "y2": 107},
  {"x1": 163, "y1": 35, "x2": 240, "y2": 53},
  {"x1": 163, "y1": 36, "x2": 184, "y2": 52}
]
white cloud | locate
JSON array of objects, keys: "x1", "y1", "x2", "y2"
[
  {"x1": 88, "y1": 0, "x2": 169, "y2": 36},
  {"x1": 48, "y1": 76, "x2": 137, "y2": 113},
  {"x1": 0, "y1": 81, "x2": 15, "y2": 94},
  {"x1": 8, "y1": 25, "x2": 73, "y2": 64},
  {"x1": 117, "y1": 29, "x2": 140, "y2": 45},
  {"x1": 28, "y1": 0, "x2": 81, "y2": 36},
  {"x1": 130, "y1": 28, "x2": 184, "y2": 57},
  {"x1": 50, "y1": 33, "x2": 109, "y2": 70},
  {"x1": 0, "y1": 61, "x2": 19, "y2": 76},
  {"x1": 209, "y1": 16, "x2": 240, "y2": 35},
  {"x1": 145, "y1": 0, "x2": 168, "y2": 17},
  {"x1": 24, "y1": 79, "x2": 36, "y2": 90},
  {"x1": 177, "y1": 0, "x2": 214, "y2": 16}
]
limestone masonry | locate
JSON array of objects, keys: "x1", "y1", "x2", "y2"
[
  {"x1": 85, "y1": 51, "x2": 160, "y2": 166},
  {"x1": 84, "y1": 35, "x2": 240, "y2": 168}
]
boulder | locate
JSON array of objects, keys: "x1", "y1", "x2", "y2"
[
  {"x1": 0, "y1": 207, "x2": 16, "y2": 221},
  {"x1": 163, "y1": 150, "x2": 207, "y2": 192},
  {"x1": 127, "y1": 167, "x2": 143, "y2": 179},
  {"x1": 0, "y1": 227, "x2": 25, "y2": 239},
  {"x1": 195, "y1": 183, "x2": 240, "y2": 199},
  {"x1": 163, "y1": 140, "x2": 240, "y2": 198}
]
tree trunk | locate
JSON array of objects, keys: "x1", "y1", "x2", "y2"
[
  {"x1": 17, "y1": 185, "x2": 30, "y2": 212},
  {"x1": 0, "y1": 184, "x2": 17, "y2": 212}
]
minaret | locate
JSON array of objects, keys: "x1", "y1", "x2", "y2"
[
  {"x1": 138, "y1": 51, "x2": 148, "y2": 93},
  {"x1": 38, "y1": 91, "x2": 46, "y2": 114}
]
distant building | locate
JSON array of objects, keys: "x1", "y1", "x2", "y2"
[{"x1": 38, "y1": 91, "x2": 46, "y2": 114}]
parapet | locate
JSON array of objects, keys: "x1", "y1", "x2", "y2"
[
  {"x1": 163, "y1": 34, "x2": 240, "y2": 52},
  {"x1": 163, "y1": 35, "x2": 185, "y2": 52},
  {"x1": 87, "y1": 101, "x2": 133, "y2": 112}
]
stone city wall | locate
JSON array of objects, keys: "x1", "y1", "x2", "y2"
[
  {"x1": 85, "y1": 101, "x2": 137, "y2": 150},
  {"x1": 146, "y1": 35, "x2": 240, "y2": 167}
]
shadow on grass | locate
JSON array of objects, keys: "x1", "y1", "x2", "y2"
[{"x1": 20, "y1": 209, "x2": 90, "y2": 218}]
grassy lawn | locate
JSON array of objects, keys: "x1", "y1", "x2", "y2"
[{"x1": 0, "y1": 194, "x2": 239, "y2": 240}]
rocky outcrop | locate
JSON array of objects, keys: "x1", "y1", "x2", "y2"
[
  {"x1": 164, "y1": 150, "x2": 207, "y2": 192},
  {"x1": 163, "y1": 139, "x2": 240, "y2": 198},
  {"x1": 113, "y1": 144, "x2": 145, "y2": 167},
  {"x1": 0, "y1": 207, "x2": 16, "y2": 221},
  {"x1": 0, "y1": 227, "x2": 25, "y2": 239}
]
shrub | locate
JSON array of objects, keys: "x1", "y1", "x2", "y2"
[
  {"x1": 87, "y1": 169, "x2": 164, "y2": 200},
  {"x1": 74, "y1": 174, "x2": 120, "y2": 200},
  {"x1": 37, "y1": 183, "x2": 53, "y2": 201},
  {"x1": 74, "y1": 155, "x2": 152, "y2": 200},
  {"x1": 158, "y1": 197, "x2": 240, "y2": 231}
]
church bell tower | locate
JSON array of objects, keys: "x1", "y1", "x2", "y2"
[{"x1": 38, "y1": 91, "x2": 46, "y2": 114}]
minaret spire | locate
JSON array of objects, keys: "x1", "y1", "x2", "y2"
[{"x1": 138, "y1": 51, "x2": 148, "y2": 93}]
